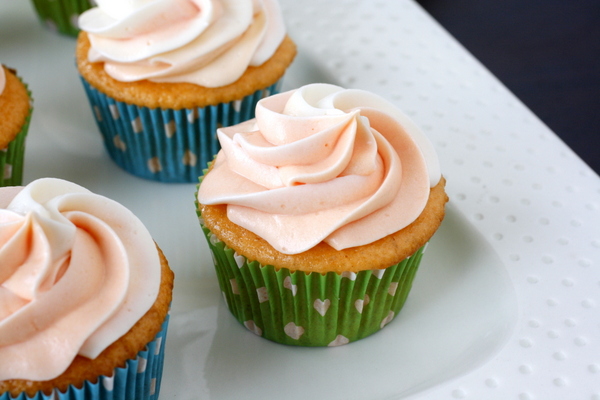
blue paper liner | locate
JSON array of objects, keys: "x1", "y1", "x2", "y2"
[
  {"x1": 80, "y1": 78, "x2": 283, "y2": 183},
  {"x1": 1, "y1": 314, "x2": 170, "y2": 400}
]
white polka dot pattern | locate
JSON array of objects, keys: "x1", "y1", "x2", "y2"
[{"x1": 278, "y1": 0, "x2": 600, "y2": 398}]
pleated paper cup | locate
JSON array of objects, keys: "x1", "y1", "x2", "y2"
[
  {"x1": 80, "y1": 78, "x2": 282, "y2": 183},
  {"x1": 199, "y1": 217, "x2": 426, "y2": 347},
  {"x1": 0, "y1": 315, "x2": 170, "y2": 400},
  {"x1": 0, "y1": 76, "x2": 32, "y2": 187}
]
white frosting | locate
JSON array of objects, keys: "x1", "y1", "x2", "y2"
[
  {"x1": 79, "y1": 0, "x2": 286, "y2": 87},
  {"x1": 0, "y1": 178, "x2": 161, "y2": 381},
  {"x1": 198, "y1": 84, "x2": 442, "y2": 254}
]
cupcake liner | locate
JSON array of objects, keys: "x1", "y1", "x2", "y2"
[
  {"x1": 80, "y1": 78, "x2": 283, "y2": 183},
  {"x1": 0, "y1": 78, "x2": 32, "y2": 187},
  {"x1": 30, "y1": 0, "x2": 94, "y2": 37},
  {"x1": 1, "y1": 314, "x2": 170, "y2": 400},
  {"x1": 199, "y1": 218, "x2": 426, "y2": 347}
]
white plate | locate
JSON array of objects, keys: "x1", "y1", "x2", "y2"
[{"x1": 161, "y1": 204, "x2": 518, "y2": 400}]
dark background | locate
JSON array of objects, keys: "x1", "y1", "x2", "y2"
[{"x1": 416, "y1": 0, "x2": 600, "y2": 174}]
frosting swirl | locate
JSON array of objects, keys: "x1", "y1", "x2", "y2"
[
  {"x1": 0, "y1": 178, "x2": 160, "y2": 381},
  {"x1": 198, "y1": 84, "x2": 442, "y2": 254},
  {"x1": 79, "y1": 0, "x2": 286, "y2": 87}
]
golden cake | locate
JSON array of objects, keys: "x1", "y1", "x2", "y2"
[
  {"x1": 75, "y1": 0, "x2": 297, "y2": 182},
  {"x1": 0, "y1": 178, "x2": 174, "y2": 399}
]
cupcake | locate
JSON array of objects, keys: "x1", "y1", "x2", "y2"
[
  {"x1": 196, "y1": 83, "x2": 448, "y2": 346},
  {"x1": 76, "y1": 0, "x2": 297, "y2": 183},
  {"x1": 30, "y1": 0, "x2": 94, "y2": 36},
  {"x1": 0, "y1": 65, "x2": 32, "y2": 187},
  {"x1": 0, "y1": 178, "x2": 174, "y2": 399}
]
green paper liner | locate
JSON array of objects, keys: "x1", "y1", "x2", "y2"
[
  {"x1": 0, "y1": 78, "x2": 32, "y2": 187},
  {"x1": 199, "y1": 217, "x2": 426, "y2": 347},
  {"x1": 30, "y1": 0, "x2": 93, "y2": 37}
]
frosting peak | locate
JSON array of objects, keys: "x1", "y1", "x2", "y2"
[
  {"x1": 79, "y1": 0, "x2": 287, "y2": 87},
  {"x1": 0, "y1": 178, "x2": 160, "y2": 381},
  {"x1": 198, "y1": 84, "x2": 442, "y2": 254}
]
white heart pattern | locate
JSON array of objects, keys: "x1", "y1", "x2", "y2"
[
  {"x1": 137, "y1": 356, "x2": 147, "y2": 373},
  {"x1": 209, "y1": 233, "x2": 221, "y2": 245},
  {"x1": 328, "y1": 335, "x2": 350, "y2": 347},
  {"x1": 380, "y1": 311, "x2": 395, "y2": 329},
  {"x1": 314, "y1": 299, "x2": 331, "y2": 317},
  {"x1": 102, "y1": 374, "x2": 115, "y2": 391},
  {"x1": 113, "y1": 135, "x2": 126, "y2": 151},
  {"x1": 147, "y1": 157, "x2": 162, "y2": 173},
  {"x1": 233, "y1": 99, "x2": 243, "y2": 112},
  {"x1": 3, "y1": 164, "x2": 11, "y2": 180},
  {"x1": 244, "y1": 320, "x2": 263, "y2": 336},
  {"x1": 187, "y1": 108, "x2": 198, "y2": 123},
  {"x1": 256, "y1": 287, "x2": 269, "y2": 303},
  {"x1": 283, "y1": 276, "x2": 298, "y2": 296},
  {"x1": 131, "y1": 116, "x2": 143, "y2": 133},
  {"x1": 94, "y1": 106, "x2": 103, "y2": 122},
  {"x1": 182, "y1": 150, "x2": 197, "y2": 166},
  {"x1": 154, "y1": 337, "x2": 162, "y2": 355},
  {"x1": 109, "y1": 104, "x2": 119, "y2": 120},
  {"x1": 284, "y1": 322, "x2": 305, "y2": 340},
  {"x1": 354, "y1": 294, "x2": 370, "y2": 313},
  {"x1": 372, "y1": 269, "x2": 386, "y2": 279},
  {"x1": 229, "y1": 278, "x2": 239, "y2": 295},
  {"x1": 221, "y1": 291, "x2": 228, "y2": 308},
  {"x1": 164, "y1": 120, "x2": 176, "y2": 138},
  {"x1": 388, "y1": 282, "x2": 399, "y2": 296},
  {"x1": 233, "y1": 252, "x2": 246, "y2": 268},
  {"x1": 341, "y1": 271, "x2": 357, "y2": 281}
]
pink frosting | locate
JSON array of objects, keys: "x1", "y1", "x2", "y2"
[
  {"x1": 198, "y1": 84, "x2": 441, "y2": 254},
  {"x1": 0, "y1": 178, "x2": 160, "y2": 381},
  {"x1": 79, "y1": 0, "x2": 286, "y2": 87}
]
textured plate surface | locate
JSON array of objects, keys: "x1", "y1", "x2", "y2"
[{"x1": 161, "y1": 204, "x2": 517, "y2": 399}]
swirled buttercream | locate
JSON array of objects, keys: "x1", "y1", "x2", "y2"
[
  {"x1": 198, "y1": 83, "x2": 442, "y2": 254},
  {"x1": 0, "y1": 178, "x2": 160, "y2": 381},
  {"x1": 78, "y1": 0, "x2": 286, "y2": 87}
]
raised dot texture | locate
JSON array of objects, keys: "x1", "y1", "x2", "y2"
[
  {"x1": 548, "y1": 330, "x2": 560, "y2": 339},
  {"x1": 519, "y1": 338, "x2": 533, "y2": 348},
  {"x1": 553, "y1": 351, "x2": 567, "y2": 361},
  {"x1": 485, "y1": 378, "x2": 499, "y2": 388},
  {"x1": 519, "y1": 365, "x2": 532, "y2": 374},
  {"x1": 553, "y1": 377, "x2": 568, "y2": 387}
]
